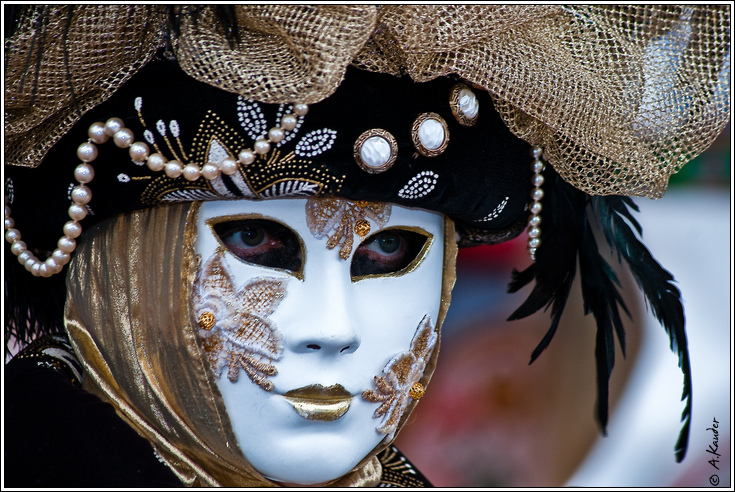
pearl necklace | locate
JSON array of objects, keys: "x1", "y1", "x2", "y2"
[
  {"x1": 527, "y1": 146, "x2": 545, "y2": 262},
  {"x1": 5, "y1": 103, "x2": 309, "y2": 278}
]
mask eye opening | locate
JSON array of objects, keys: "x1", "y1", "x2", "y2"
[
  {"x1": 350, "y1": 226, "x2": 433, "y2": 282},
  {"x1": 207, "y1": 214, "x2": 305, "y2": 280}
]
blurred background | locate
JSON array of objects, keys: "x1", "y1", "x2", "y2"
[{"x1": 394, "y1": 124, "x2": 731, "y2": 487}]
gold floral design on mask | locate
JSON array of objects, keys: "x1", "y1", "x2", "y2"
[
  {"x1": 305, "y1": 197, "x2": 391, "y2": 260},
  {"x1": 192, "y1": 249, "x2": 286, "y2": 391},
  {"x1": 361, "y1": 315, "x2": 437, "y2": 440}
]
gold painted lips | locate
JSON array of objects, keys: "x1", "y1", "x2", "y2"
[{"x1": 283, "y1": 384, "x2": 353, "y2": 421}]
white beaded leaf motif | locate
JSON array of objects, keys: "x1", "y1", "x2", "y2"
[
  {"x1": 398, "y1": 171, "x2": 438, "y2": 199},
  {"x1": 169, "y1": 120, "x2": 181, "y2": 138},
  {"x1": 6, "y1": 178, "x2": 14, "y2": 204},
  {"x1": 156, "y1": 120, "x2": 167, "y2": 136},
  {"x1": 237, "y1": 97, "x2": 268, "y2": 142},
  {"x1": 294, "y1": 129, "x2": 337, "y2": 157},
  {"x1": 476, "y1": 197, "x2": 509, "y2": 222}
]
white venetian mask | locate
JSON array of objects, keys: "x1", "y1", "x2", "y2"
[{"x1": 192, "y1": 197, "x2": 445, "y2": 485}]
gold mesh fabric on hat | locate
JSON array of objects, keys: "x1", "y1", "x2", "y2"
[
  {"x1": 4, "y1": 5, "x2": 164, "y2": 170},
  {"x1": 175, "y1": 5, "x2": 377, "y2": 105},
  {"x1": 5, "y1": 5, "x2": 730, "y2": 198},
  {"x1": 354, "y1": 5, "x2": 730, "y2": 198}
]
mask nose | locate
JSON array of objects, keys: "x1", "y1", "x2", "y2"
[{"x1": 289, "y1": 265, "x2": 360, "y2": 356}]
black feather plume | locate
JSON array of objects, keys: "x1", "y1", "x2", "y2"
[
  {"x1": 592, "y1": 195, "x2": 692, "y2": 462},
  {"x1": 508, "y1": 167, "x2": 691, "y2": 461}
]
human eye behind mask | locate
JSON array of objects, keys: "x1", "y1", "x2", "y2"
[
  {"x1": 212, "y1": 219, "x2": 303, "y2": 274},
  {"x1": 351, "y1": 228, "x2": 431, "y2": 280}
]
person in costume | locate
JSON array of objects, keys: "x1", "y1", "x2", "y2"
[{"x1": 4, "y1": 5, "x2": 730, "y2": 487}]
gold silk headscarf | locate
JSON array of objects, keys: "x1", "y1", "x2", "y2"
[{"x1": 63, "y1": 201, "x2": 457, "y2": 487}]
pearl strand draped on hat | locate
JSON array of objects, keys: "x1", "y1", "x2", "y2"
[{"x1": 4, "y1": 103, "x2": 310, "y2": 277}]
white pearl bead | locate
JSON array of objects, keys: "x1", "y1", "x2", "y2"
[
  {"x1": 104, "y1": 117, "x2": 124, "y2": 136},
  {"x1": 183, "y1": 164, "x2": 201, "y2": 181},
  {"x1": 113, "y1": 128, "x2": 134, "y2": 148},
  {"x1": 165, "y1": 160, "x2": 183, "y2": 178},
  {"x1": 238, "y1": 150, "x2": 255, "y2": 165},
  {"x1": 531, "y1": 147, "x2": 543, "y2": 159},
  {"x1": 528, "y1": 226, "x2": 541, "y2": 239},
  {"x1": 529, "y1": 202, "x2": 542, "y2": 215},
  {"x1": 24, "y1": 258, "x2": 38, "y2": 272},
  {"x1": 39, "y1": 264, "x2": 52, "y2": 277},
  {"x1": 58, "y1": 236, "x2": 77, "y2": 254},
  {"x1": 68, "y1": 204, "x2": 88, "y2": 221},
  {"x1": 63, "y1": 220, "x2": 82, "y2": 238},
  {"x1": 531, "y1": 188, "x2": 544, "y2": 201},
  {"x1": 281, "y1": 114, "x2": 297, "y2": 131},
  {"x1": 129, "y1": 141, "x2": 150, "y2": 162},
  {"x1": 47, "y1": 259, "x2": 64, "y2": 274},
  {"x1": 11, "y1": 240, "x2": 27, "y2": 255},
  {"x1": 4, "y1": 217, "x2": 14, "y2": 229},
  {"x1": 71, "y1": 185, "x2": 92, "y2": 205},
  {"x1": 52, "y1": 249, "x2": 71, "y2": 265},
  {"x1": 254, "y1": 139, "x2": 270, "y2": 155},
  {"x1": 5, "y1": 228, "x2": 20, "y2": 243},
  {"x1": 31, "y1": 262, "x2": 42, "y2": 276},
  {"x1": 77, "y1": 142, "x2": 98, "y2": 162},
  {"x1": 74, "y1": 163, "x2": 95, "y2": 183},
  {"x1": 4, "y1": 205, "x2": 10, "y2": 218},
  {"x1": 221, "y1": 157, "x2": 239, "y2": 175},
  {"x1": 294, "y1": 103, "x2": 309, "y2": 116},
  {"x1": 529, "y1": 214, "x2": 542, "y2": 227},
  {"x1": 529, "y1": 238, "x2": 541, "y2": 249},
  {"x1": 201, "y1": 163, "x2": 220, "y2": 180},
  {"x1": 147, "y1": 153, "x2": 167, "y2": 172},
  {"x1": 268, "y1": 127, "x2": 285, "y2": 143},
  {"x1": 17, "y1": 250, "x2": 32, "y2": 265},
  {"x1": 88, "y1": 122, "x2": 109, "y2": 144},
  {"x1": 532, "y1": 174, "x2": 545, "y2": 187},
  {"x1": 531, "y1": 160, "x2": 544, "y2": 174}
]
